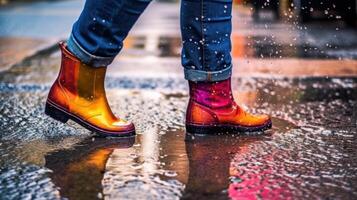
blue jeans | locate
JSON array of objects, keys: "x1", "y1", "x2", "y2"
[{"x1": 67, "y1": 0, "x2": 232, "y2": 82}]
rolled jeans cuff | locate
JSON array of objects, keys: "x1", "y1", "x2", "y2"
[
  {"x1": 184, "y1": 65, "x2": 232, "y2": 82},
  {"x1": 67, "y1": 34, "x2": 115, "y2": 67}
]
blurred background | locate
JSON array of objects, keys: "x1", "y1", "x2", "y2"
[{"x1": 0, "y1": 0, "x2": 356, "y2": 199}]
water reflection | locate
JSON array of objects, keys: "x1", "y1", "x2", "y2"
[
  {"x1": 45, "y1": 116, "x2": 296, "y2": 199},
  {"x1": 183, "y1": 135, "x2": 252, "y2": 199},
  {"x1": 45, "y1": 137, "x2": 135, "y2": 199}
]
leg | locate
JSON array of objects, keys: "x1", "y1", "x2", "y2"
[
  {"x1": 181, "y1": 0, "x2": 232, "y2": 82},
  {"x1": 181, "y1": 0, "x2": 272, "y2": 134},
  {"x1": 46, "y1": 0, "x2": 152, "y2": 137},
  {"x1": 68, "y1": 0, "x2": 152, "y2": 67}
]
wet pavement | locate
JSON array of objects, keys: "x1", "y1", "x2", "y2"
[{"x1": 1, "y1": 0, "x2": 357, "y2": 200}]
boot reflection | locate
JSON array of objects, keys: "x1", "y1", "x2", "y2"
[
  {"x1": 45, "y1": 137, "x2": 135, "y2": 199},
  {"x1": 183, "y1": 135, "x2": 243, "y2": 199}
]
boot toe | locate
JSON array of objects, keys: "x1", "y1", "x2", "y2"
[
  {"x1": 110, "y1": 120, "x2": 135, "y2": 134},
  {"x1": 113, "y1": 119, "x2": 132, "y2": 127},
  {"x1": 86, "y1": 115, "x2": 135, "y2": 136},
  {"x1": 252, "y1": 114, "x2": 271, "y2": 126},
  {"x1": 259, "y1": 114, "x2": 271, "y2": 123}
]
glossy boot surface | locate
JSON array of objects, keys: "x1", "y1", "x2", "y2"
[
  {"x1": 45, "y1": 42, "x2": 135, "y2": 137},
  {"x1": 186, "y1": 78, "x2": 272, "y2": 135}
]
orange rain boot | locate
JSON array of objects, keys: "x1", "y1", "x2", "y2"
[
  {"x1": 186, "y1": 78, "x2": 272, "y2": 134},
  {"x1": 45, "y1": 42, "x2": 135, "y2": 137}
]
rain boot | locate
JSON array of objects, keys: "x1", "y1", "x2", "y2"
[
  {"x1": 186, "y1": 78, "x2": 272, "y2": 134},
  {"x1": 45, "y1": 42, "x2": 135, "y2": 137}
]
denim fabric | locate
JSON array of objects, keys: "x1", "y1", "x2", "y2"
[
  {"x1": 68, "y1": 0, "x2": 152, "y2": 67},
  {"x1": 67, "y1": 0, "x2": 233, "y2": 82},
  {"x1": 181, "y1": 0, "x2": 233, "y2": 81}
]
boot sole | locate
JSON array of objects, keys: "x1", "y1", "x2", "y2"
[
  {"x1": 186, "y1": 120, "x2": 272, "y2": 135},
  {"x1": 45, "y1": 100, "x2": 135, "y2": 137}
]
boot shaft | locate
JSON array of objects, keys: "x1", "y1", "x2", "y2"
[
  {"x1": 57, "y1": 42, "x2": 107, "y2": 101},
  {"x1": 188, "y1": 78, "x2": 234, "y2": 109}
]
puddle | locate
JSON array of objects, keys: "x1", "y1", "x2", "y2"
[
  {"x1": 0, "y1": 73, "x2": 356, "y2": 199},
  {"x1": 0, "y1": 37, "x2": 357, "y2": 199},
  {"x1": 43, "y1": 118, "x2": 294, "y2": 200}
]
